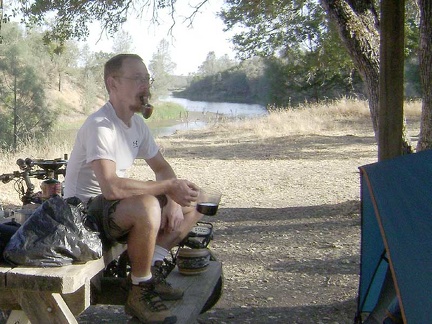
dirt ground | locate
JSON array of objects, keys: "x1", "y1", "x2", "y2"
[
  {"x1": 0, "y1": 115, "x2": 379, "y2": 324},
  {"x1": 1, "y1": 97, "x2": 424, "y2": 324},
  {"x1": 73, "y1": 114, "x2": 382, "y2": 324}
]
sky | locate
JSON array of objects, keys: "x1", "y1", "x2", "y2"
[{"x1": 85, "y1": 0, "x2": 237, "y2": 75}]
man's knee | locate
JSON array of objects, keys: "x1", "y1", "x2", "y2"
[
  {"x1": 183, "y1": 207, "x2": 203, "y2": 225},
  {"x1": 119, "y1": 194, "x2": 163, "y2": 222}
]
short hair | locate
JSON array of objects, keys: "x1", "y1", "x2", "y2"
[{"x1": 104, "y1": 54, "x2": 143, "y2": 92}]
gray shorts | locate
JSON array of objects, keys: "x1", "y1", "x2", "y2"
[{"x1": 86, "y1": 194, "x2": 167, "y2": 245}]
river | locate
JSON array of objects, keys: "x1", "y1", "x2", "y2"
[{"x1": 152, "y1": 96, "x2": 268, "y2": 137}]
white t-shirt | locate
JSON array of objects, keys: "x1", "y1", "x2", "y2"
[{"x1": 64, "y1": 102, "x2": 159, "y2": 203}]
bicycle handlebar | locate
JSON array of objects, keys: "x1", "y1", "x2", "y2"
[
  {"x1": 0, "y1": 157, "x2": 67, "y2": 183},
  {"x1": 0, "y1": 168, "x2": 60, "y2": 183},
  {"x1": 0, "y1": 172, "x2": 17, "y2": 183},
  {"x1": 0, "y1": 156, "x2": 68, "y2": 205}
]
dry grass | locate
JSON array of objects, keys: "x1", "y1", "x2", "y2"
[
  {"x1": 241, "y1": 98, "x2": 371, "y2": 137},
  {"x1": 405, "y1": 99, "x2": 423, "y2": 116},
  {"x1": 216, "y1": 98, "x2": 421, "y2": 139}
]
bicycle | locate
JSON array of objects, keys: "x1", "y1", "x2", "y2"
[
  {"x1": 0, "y1": 157, "x2": 223, "y2": 314},
  {"x1": 0, "y1": 156, "x2": 68, "y2": 207}
]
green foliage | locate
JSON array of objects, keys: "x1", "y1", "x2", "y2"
[
  {"x1": 112, "y1": 30, "x2": 135, "y2": 54},
  {"x1": 221, "y1": 0, "x2": 328, "y2": 58},
  {"x1": 405, "y1": 0, "x2": 420, "y2": 58},
  {"x1": 0, "y1": 22, "x2": 58, "y2": 150},
  {"x1": 405, "y1": 57, "x2": 421, "y2": 98},
  {"x1": 1, "y1": 0, "x2": 424, "y2": 112},
  {"x1": 176, "y1": 68, "x2": 257, "y2": 103},
  {"x1": 175, "y1": 52, "x2": 256, "y2": 103},
  {"x1": 0, "y1": 112, "x2": 14, "y2": 149},
  {"x1": 9, "y1": 0, "x2": 175, "y2": 43},
  {"x1": 78, "y1": 45, "x2": 109, "y2": 112},
  {"x1": 175, "y1": 52, "x2": 364, "y2": 106},
  {"x1": 198, "y1": 52, "x2": 236, "y2": 76},
  {"x1": 149, "y1": 39, "x2": 177, "y2": 100},
  {"x1": 11, "y1": 0, "x2": 130, "y2": 42},
  {"x1": 403, "y1": 1, "x2": 421, "y2": 99},
  {"x1": 188, "y1": 0, "x2": 420, "y2": 106},
  {"x1": 220, "y1": 1, "x2": 360, "y2": 100},
  {"x1": 79, "y1": 48, "x2": 112, "y2": 99},
  {"x1": 54, "y1": 98, "x2": 76, "y2": 116},
  {"x1": 150, "y1": 101, "x2": 186, "y2": 121}
]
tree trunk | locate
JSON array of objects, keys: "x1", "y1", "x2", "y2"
[
  {"x1": 320, "y1": 0, "x2": 380, "y2": 136},
  {"x1": 416, "y1": 0, "x2": 432, "y2": 151},
  {"x1": 13, "y1": 73, "x2": 17, "y2": 151},
  {"x1": 321, "y1": 0, "x2": 412, "y2": 153},
  {"x1": 378, "y1": 0, "x2": 405, "y2": 160}
]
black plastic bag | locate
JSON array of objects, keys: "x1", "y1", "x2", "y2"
[
  {"x1": 3, "y1": 195, "x2": 102, "y2": 267},
  {"x1": 0, "y1": 220, "x2": 21, "y2": 262}
]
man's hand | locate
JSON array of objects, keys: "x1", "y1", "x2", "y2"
[
  {"x1": 166, "y1": 179, "x2": 199, "y2": 206},
  {"x1": 160, "y1": 200, "x2": 184, "y2": 233}
]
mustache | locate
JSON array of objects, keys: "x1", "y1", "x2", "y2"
[{"x1": 139, "y1": 93, "x2": 151, "y2": 104}]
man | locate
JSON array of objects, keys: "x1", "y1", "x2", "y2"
[{"x1": 64, "y1": 54, "x2": 202, "y2": 324}]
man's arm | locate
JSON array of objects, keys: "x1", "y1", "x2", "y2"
[
  {"x1": 91, "y1": 157, "x2": 197, "y2": 206},
  {"x1": 146, "y1": 151, "x2": 177, "y2": 181},
  {"x1": 145, "y1": 151, "x2": 197, "y2": 232}
]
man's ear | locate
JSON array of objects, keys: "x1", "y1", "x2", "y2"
[{"x1": 106, "y1": 76, "x2": 116, "y2": 93}]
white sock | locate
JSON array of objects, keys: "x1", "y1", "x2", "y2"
[
  {"x1": 131, "y1": 273, "x2": 152, "y2": 285},
  {"x1": 152, "y1": 245, "x2": 169, "y2": 265}
]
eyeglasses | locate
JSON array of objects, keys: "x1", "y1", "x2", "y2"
[{"x1": 114, "y1": 75, "x2": 155, "y2": 86}]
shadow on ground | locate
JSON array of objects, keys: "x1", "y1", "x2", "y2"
[
  {"x1": 160, "y1": 134, "x2": 376, "y2": 161},
  {"x1": 198, "y1": 298, "x2": 358, "y2": 323},
  {"x1": 76, "y1": 298, "x2": 357, "y2": 324}
]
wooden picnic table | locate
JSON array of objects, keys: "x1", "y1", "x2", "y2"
[
  {"x1": 0, "y1": 245, "x2": 222, "y2": 324},
  {"x1": 0, "y1": 209, "x2": 223, "y2": 323},
  {"x1": 0, "y1": 244, "x2": 126, "y2": 323}
]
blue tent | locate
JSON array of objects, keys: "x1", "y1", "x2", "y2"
[{"x1": 356, "y1": 150, "x2": 432, "y2": 323}]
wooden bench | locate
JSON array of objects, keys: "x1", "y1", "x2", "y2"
[
  {"x1": 97, "y1": 261, "x2": 223, "y2": 324},
  {"x1": 165, "y1": 261, "x2": 223, "y2": 324},
  {"x1": 0, "y1": 248, "x2": 223, "y2": 324}
]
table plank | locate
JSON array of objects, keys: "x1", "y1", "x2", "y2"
[
  {"x1": 4, "y1": 244, "x2": 126, "y2": 294},
  {"x1": 6, "y1": 258, "x2": 105, "y2": 294},
  {"x1": 166, "y1": 261, "x2": 222, "y2": 324},
  {"x1": 0, "y1": 265, "x2": 11, "y2": 288}
]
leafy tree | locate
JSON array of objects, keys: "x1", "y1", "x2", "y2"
[
  {"x1": 416, "y1": 0, "x2": 432, "y2": 151},
  {"x1": 7, "y1": 0, "x2": 191, "y2": 42},
  {"x1": 112, "y1": 30, "x2": 135, "y2": 54},
  {"x1": 177, "y1": 55, "x2": 266, "y2": 104},
  {"x1": 219, "y1": 1, "x2": 365, "y2": 105},
  {"x1": 93, "y1": 50, "x2": 114, "y2": 99},
  {"x1": 221, "y1": 0, "x2": 425, "y2": 150},
  {"x1": 44, "y1": 39, "x2": 80, "y2": 91},
  {"x1": 79, "y1": 45, "x2": 101, "y2": 113},
  {"x1": 78, "y1": 47, "x2": 112, "y2": 104},
  {"x1": 220, "y1": 1, "x2": 377, "y2": 121},
  {"x1": 198, "y1": 52, "x2": 236, "y2": 76},
  {"x1": 149, "y1": 39, "x2": 176, "y2": 100},
  {"x1": 403, "y1": 2, "x2": 421, "y2": 99},
  {"x1": 238, "y1": 57, "x2": 271, "y2": 104},
  {"x1": 0, "y1": 23, "x2": 56, "y2": 150}
]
